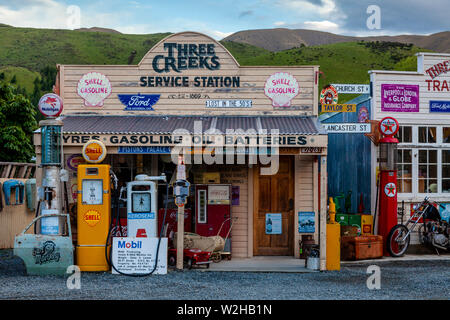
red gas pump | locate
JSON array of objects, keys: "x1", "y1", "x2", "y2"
[{"x1": 377, "y1": 117, "x2": 399, "y2": 256}]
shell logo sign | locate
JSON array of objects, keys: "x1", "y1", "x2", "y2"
[
  {"x1": 82, "y1": 140, "x2": 107, "y2": 163},
  {"x1": 84, "y1": 210, "x2": 101, "y2": 227},
  {"x1": 77, "y1": 72, "x2": 112, "y2": 107},
  {"x1": 264, "y1": 72, "x2": 299, "y2": 107}
]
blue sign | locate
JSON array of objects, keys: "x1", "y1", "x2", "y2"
[
  {"x1": 298, "y1": 212, "x2": 315, "y2": 233},
  {"x1": 118, "y1": 146, "x2": 171, "y2": 154},
  {"x1": 430, "y1": 100, "x2": 450, "y2": 113},
  {"x1": 265, "y1": 213, "x2": 282, "y2": 235},
  {"x1": 439, "y1": 203, "x2": 450, "y2": 223},
  {"x1": 118, "y1": 94, "x2": 160, "y2": 110}
]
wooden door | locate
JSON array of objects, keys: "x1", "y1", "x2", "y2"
[{"x1": 253, "y1": 156, "x2": 294, "y2": 255}]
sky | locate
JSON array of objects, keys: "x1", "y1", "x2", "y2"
[{"x1": 0, "y1": 0, "x2": 449, "y2": 39}]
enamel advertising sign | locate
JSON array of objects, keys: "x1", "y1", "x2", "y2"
[
  {"x1": 381, "y1": 84, "x2": 419, "y2": 112},
  {"x1": 77, "y1": 72, "x2": 112, "y2": 107},
  {"x1": 264, "y1": 72, "x2": 299, "y2": 107},
  {"x1": 38, "y1": 93, "x2": 63, "y2": 118}
]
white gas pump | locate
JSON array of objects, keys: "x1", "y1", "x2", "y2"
[{"x1": 126, "y1": 174, "x2": 166, "y2": 238}]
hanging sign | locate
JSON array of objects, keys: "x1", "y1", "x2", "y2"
[
  {"x1": 77, "y1": 72, "x2": 112, "y2": 107},
  {"x1": 321, "y1": 104, "x2": 356, "y2": 113},
  {"x1": 381, "y1": 84, "x2": 419, "y2": 112},
  {"x1": 378, "y1": 117, "x2": 399, "y2": 137},
  {"x1": 118, "y1": 94, "x2": 160, "y2": 110},
  {"x1": 331, "y1": 84, "x2": 370, "y2": 94},
  {"x1": 264, "y1": 72, "x2": 299, "y2": 107},
  {"x1": 320, "y1": 85, "x2": 338, "y2": 105},
  {"x1": 82, "y1": 139, "x2": 107, "y2": 163},
  {"x1": 38, "y1": 93, "x2": 63, "y2": 118},
  {"x1": 323, "y1": 123, "x2": 371, "y2": 133}
]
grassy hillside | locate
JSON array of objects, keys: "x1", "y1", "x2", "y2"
[
  {"x1": 0, "y1": 66, "x2": 41, "y2": 94},
  {"x1": 235, "y1": 41, "x2": 431, "y2": 102}
]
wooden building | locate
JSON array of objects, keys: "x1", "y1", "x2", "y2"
[{"x1": 34, "y1": 32, "x2": 329, "y2": 269}]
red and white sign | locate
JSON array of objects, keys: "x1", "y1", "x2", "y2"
[
  {"x1": 320, "y1": 85, "x2": 338, "y2": 105},
  {"x1": 38, "y1": 93, "x2": 63, "y2": 117},
  {"x1": 264, "y1": 72, "x2": 299, "y2": 107},
  {"x1": 77, "y1": 72, "x2": 112, "y2": 107},
  {"x1": 384, "y1": 182, "x2": 397, "y2": 197},
  {"x1": 378, "y1": 117, "x2": 399, "y2": 137}
]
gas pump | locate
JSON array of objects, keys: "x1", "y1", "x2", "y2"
[
  {"x1": 377, "y1": 117, "x2": 399, "y2": 256},
  {"x1": 76, "y1": 140, "x2": 110, "y2": 271},
  {"x1": 126, "y1": 174, "x2": 167, "y2": 238}
]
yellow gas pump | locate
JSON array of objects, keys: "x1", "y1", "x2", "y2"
[{"x1": 76, "y1": 140, "x2": 111, "y2": 271}]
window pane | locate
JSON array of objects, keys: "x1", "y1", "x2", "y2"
[
  {"x1": 429, "y1": 150, "x2": 437, "y2": 163},
  {"x1": 428, "y1": 127, "x2": 437, "y2": 143},
  {"x1": 429, "y1": 164, "x2": 437, "y2": 178},
  {"x1": 419, "y1": 127, "x2": 426, "y2": 143},
  {"x1": 403, "y1": 126, "x2": 412, "y2": 143},
  {"x1": 443, "y1": 165, "x2": 450, "y2": 179},
  {"x1": 403, "y1": 149, "x2": 412, "y2": 163},
  {"x1": 428, "y1": 180, "x2": 438, "y2": 193},
  {"x1": 444, "y1": 128, "x2": 450, "y2": 143},
  {"x1": 418, "y1": 179, "x2": 426, "y2": 193},
  {"x1": 419, "y1": 165, "x2": 427, "y2": 178},
  {"x1": 419, "y1": 150, "x2": 427, "y2": 164},
  {"x1": 443, "y1": 150, "x2": 450, "y2": 163},
  {"x1": 398, "y1": 179, "x2": 412, "y2": 193},
  {"x1": 442, "y1": 180, "x2": 450, "y2": 193}
]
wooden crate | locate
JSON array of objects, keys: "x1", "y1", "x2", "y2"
[{"x1": 341, "y1": 235, "x2": 383, "y2": 261}]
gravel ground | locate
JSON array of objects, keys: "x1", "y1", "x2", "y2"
[{"x1": 0, "y1": 249, "x2": 449, "y2": 300}]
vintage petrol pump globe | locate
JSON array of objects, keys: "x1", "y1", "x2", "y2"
[{"x1": 378, "y1": 117, "x2": 400, "y2": 256}]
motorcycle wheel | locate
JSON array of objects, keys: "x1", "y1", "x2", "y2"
[{"x1": 387, "y1": 224, "x2": 410, "y2": 257}]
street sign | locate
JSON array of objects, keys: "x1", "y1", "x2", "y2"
[
  {"x1": 331, "y1": 84, "x2": 370, "y2": 94},
  {"x1": 321, "y1": 104, "x2": 356, "y2": 113},
  {"x1": 323, "y1": 123, "x2": 371, "y2": 133}
]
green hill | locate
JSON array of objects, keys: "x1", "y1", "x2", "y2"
[{"x1": 0, "y1": 25, "x2": 432, "y2": 104}]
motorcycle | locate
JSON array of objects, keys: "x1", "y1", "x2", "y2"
[{"x1": 387, "y1": 196, "x2": 450, "y2": 257}]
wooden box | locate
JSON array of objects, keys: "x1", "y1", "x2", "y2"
[{"x1": 341, "y1": 235, "x2": 383, "y2": 261}]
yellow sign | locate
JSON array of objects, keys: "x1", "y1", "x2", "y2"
[
  {"x1": 83, "y1": 210, "x2": 101, "y2": 227},
  {"x1": 82, "y1": 140, "x2": 107, "y2": 163},
  {"x1": 321, "y1": 104, "x2": 356, "y2": 113}
]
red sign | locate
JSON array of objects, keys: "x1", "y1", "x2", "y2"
[
  {"x1": 320, "y1": 85, "x2": 338, "y2": 105},
  {"x1": 38, "y1": 93, "x2": 63, "y2": 118},
  {"x1": 378, "y1": 117, "x2": 399, "y2": 137}
]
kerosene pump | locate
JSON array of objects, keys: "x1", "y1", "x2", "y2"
[{"x1": 377, "y1": 117, "x2": 399, "y2": 256}]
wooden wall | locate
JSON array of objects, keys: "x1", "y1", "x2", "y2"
[{"x1": 0, "y1": 178, "x2": 36, "y2": 249}]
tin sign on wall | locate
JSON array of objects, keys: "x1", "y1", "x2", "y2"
[
  {"x1": 430, "y1": 100, "x2": 450, "y2": 113},
  {"x1": 298, "y1": 211, "x2": 315, "y2": 233},
  {"x1": 264, "y1": 72, "x2": 299, "y2": 107},
  {"x1": 118, "y1": 94, "x2": 160, "y2": 111},
  {"x1": 265, "y1": 213, "x2": 282, "y2": 235},
  {"x1": 381, "y1": 84, "x2": 419, "y2": 112},
  {"x1": 77, "y1": 72, "x2": 112, "y2": 107}
]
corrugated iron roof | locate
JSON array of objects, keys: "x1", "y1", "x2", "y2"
[{"x1": 61, "y1": 115, "x2": 324, "y2": 135}]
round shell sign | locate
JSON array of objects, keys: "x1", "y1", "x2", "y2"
[
  {"x1": 82, "y1": 140, "x2": 107, "y2": 163},
  {"x1": 320, "y1": 85, "x2": 338, "y2": 105},
  {"x1": 77, "y1": 72, "x2": 112, "y2": 107},
  {"x1": 379, "y1": 117, "x2": 399, "y2": 137},
  {"x1": 38, "y1": 93, "x2": 63, "y2": 118},
  {"x1": 264, "y1": 72, "x2": 299, "y2": 107},
  {"x1": 84, "y1": 210, "x2": 101, "y2": 227}
]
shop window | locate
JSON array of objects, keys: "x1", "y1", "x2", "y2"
[
  {"x1": 418, "y1": 149, "x2": 437, "y2": 193},
  {"x1": 395, "y1": 126, "x2": 412, "y2": 143},
  {"x1": 442, "y1": 150, "x2": 450, "y2": 193},
  {"x1": 397, "y1": 149, "x2": 412, "y2": 193},
  {"x1": 418, "y1": 126, "x2": 436, "y2": 144}
]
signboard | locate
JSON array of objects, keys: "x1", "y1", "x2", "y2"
[
  {"x1": 321, "y1": 104, "x2": 356, "y2": 113},
  {"x1": 111, "y1": 237, "x2": 167, "y2": 275},
  {"x1": 430, "y1": 100, "x2": 450, "y2": 113},
  {"x1": 118, "y1": 94, "x2": 160, "y2": 111},
  {"x1": 439, "y1": 203, "x2": 450, "y2": 223},
  {"x1": 378, "y1": 117, "x2": 399, "y2": 137},
  {"x1": 118, "y1": 146, "x2": 171, "y2": 154},
  {"x1": 264, "y1": 72, "x2": 299, "y2": 107},
  {"x1": 66, "y1": 154, "x2": 85, "y2": 171},
  {"x1": 82, "y1": 139, "x2": 107, "y2": 163},
  {"x1": 323, "y1": 123, "x2": 371, "y2": 133},
  {"x1": 206, "y1": 100, "x2": 252, "y2": 108},
  {"x1": 77, "y1": 72, "x2": 112, "y2": 107},
  {"x1": 265, "y1": 213, "x2": 282, "y2": 235},
  {"x1": 381, "y1": 84, "x2": 419, "y2": 112},
  {"x1": 298, "y1": 211, "x2": 315, "y2": 233},
  {"x1": 208, "y1": 185, "x2": 230, "y2": 205},
  {"x1": 38, "y1": 93, "x2": 63, "y2": 118},
  {"x1": 320, "y1": 85, "x2": 338, "y2": 105},
  {"x1": 331, "y1": 84, "x2": 370, "y2": 94}
]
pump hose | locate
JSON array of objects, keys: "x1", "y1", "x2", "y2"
[{"x1": 105, "y1": 182, "x2": 169, "y2": 277}]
